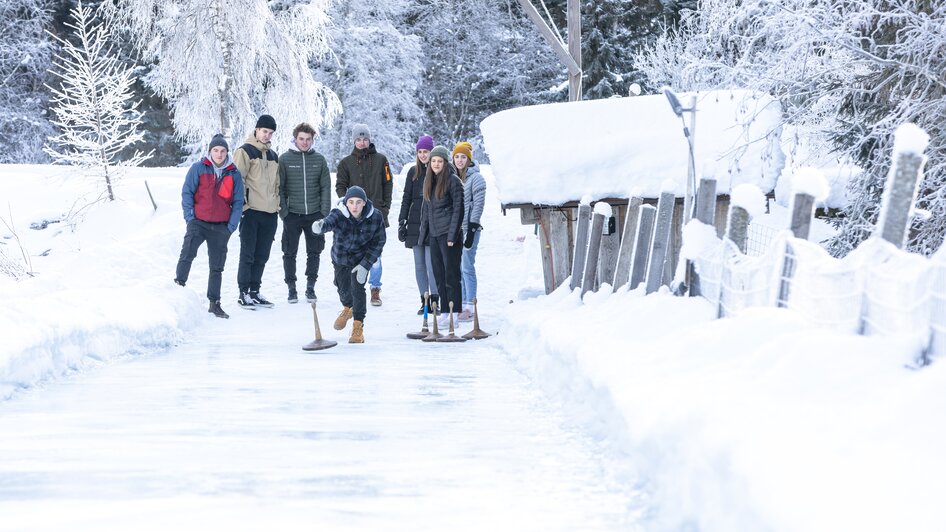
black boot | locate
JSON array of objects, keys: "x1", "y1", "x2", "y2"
[
  {"x1": 287, "y1": 284, "x2": 298, "y2": 304},
  {"x1": 208, "y1": 300, "x2": 229, "y2": 319},
  {"x1": 305, "y1": 278, "x2": 316, "y2": 302},
  {"x1": 417, "y1": 294, "x2": 426, "y2": 315}
]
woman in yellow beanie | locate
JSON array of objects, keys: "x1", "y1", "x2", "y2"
[{"x1": 452, "y1": 141, "x2": 486, "y2": 322}]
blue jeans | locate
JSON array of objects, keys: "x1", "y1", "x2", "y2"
[
  {"x1": 368, "y1": 257, "x2": 382, "y2": 289},
  {"x1": 461, "y1": 231, "x2": 480, "y2": 306}
]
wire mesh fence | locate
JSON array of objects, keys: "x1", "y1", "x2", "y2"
[{"x1": 691, "y1": 226, "x2": 945, "y2": 357}]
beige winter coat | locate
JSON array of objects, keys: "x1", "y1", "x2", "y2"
[{"x1": 234, "y1": 134, "x2": 280, "y2": 213}]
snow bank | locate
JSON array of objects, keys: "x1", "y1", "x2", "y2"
[
  {"x1": 499, "y1": 285, "x2": 946, "y2": 531},
  {"x1": 481, "y1": 90, "x2": 784, "y2": 205},
  {"x1": 0, "y1": 168, "x2": 205, "y2": 399}
]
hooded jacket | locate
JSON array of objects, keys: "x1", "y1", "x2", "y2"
[
  {"x1": 461, "y1": 163, "x2": 486, "y2": 233},
  {"x1": 234, "y1": 133, "x2": 280, "y2": 213},
  {"x1": 398, "y1": 161, "x2": 428, "y2": 248},
  {"x1": 335, "y1": 143, "x2": 393, "y2": 226},
  {"x1": 278, "y1": 142, "x2": 331, "y2": 218},
  {"x1": 319, "y1": 197, "x2": 387, "y2": 270},
  {"x1": 418, "y1": 165, "x2": 464, "y2": 244},
  {"x1": 181, "y1": 155, "x2": 245, "y2": 233}
]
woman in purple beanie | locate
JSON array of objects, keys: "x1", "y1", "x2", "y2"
[{"x1": 398, "y1": 135, "x2": 440, "y2": 314}]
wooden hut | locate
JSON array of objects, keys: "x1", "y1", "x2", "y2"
[{"x1": 481, "y1": 90, "x2": 784, "y2": 294}]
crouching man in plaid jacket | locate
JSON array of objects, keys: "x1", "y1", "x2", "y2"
[{"x1": 311, "y1": 186, "x2": 386, "y2": 343}]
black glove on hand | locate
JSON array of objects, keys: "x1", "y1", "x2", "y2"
[
  {"x1": 464, "y1": 222, "x2": 481, "y2": 249},
  {"x1": 397, "y1": 220, "x2": 407, "y2": 242}
]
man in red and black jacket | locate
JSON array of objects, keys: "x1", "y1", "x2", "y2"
[{"x1": 174, "y1": 134, "x2": 245, "y2": 318}]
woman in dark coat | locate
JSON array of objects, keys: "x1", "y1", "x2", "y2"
[
  {"x1": 398, "y1": 135, "x2": 439, "y2": 314},
  {"x1": 418, "y1": 145, "x2": 464, "y2": 325}
]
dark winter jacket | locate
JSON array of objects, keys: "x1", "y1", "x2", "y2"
[
  {"x1": 336, "y1": 143, "x2": 393, "y2": 226},
  {"x1": 182, "y1": 156, "x2": 245, "y2": 233},
  {"x1": 234, "y1": 134, "x2": 280, "y2": 213},
  {"x1": 418, "y1": 166, "x2": 464, "y2": 244},
  {"x1": 398, "y1": 162, "x2": 428, "y2": 248},
  {"x1": 278, "y1": 143, "x2": 331, "y2": 218},
  {"x1": 319, "y1": 198, "x2": 387, "y2": 270},
  {"x1": 461, "y1": 163, "x2": 486, "y2": 234}
]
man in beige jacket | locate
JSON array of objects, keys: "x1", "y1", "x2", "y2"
[{"x1": 234, "y1": 114, "x2": 280, "y2": 310}]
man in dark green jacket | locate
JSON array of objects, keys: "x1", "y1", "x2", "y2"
[
  {"x1": 335, "y1": 123, "x2": 392, "y2": 306},
  {"x1": 278, "y1": 122, "x2": 332, "y2": 303}
]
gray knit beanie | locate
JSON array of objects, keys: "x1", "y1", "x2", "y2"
[
  {"x1": 429, "y1": 145, "x2": 451, "y2": 163},
  {"x1": 351, "y1": 123, "x2": 371, "y2": 143}
]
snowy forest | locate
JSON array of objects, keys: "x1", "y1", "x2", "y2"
[{"x1": 4, "y1": 0, "x2": 945, "y2": 255}]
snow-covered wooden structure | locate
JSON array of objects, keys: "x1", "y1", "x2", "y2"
[{"x1": 481, "y1": 90, "x2": 785, "y2": 294}]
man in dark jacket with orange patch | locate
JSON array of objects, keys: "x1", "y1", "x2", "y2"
[
  {"x1": 335, "y1": 123, "x2": 392, "y2": 306},
  {"x1": 175, "y1": 134, "x2": 245, "y2": 319}
]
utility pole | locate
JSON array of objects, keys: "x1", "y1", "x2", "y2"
[
  {"x1": 517, "y1": 0, "x2": 582, "y2": 102},
  {"x1": 566, "y1": 0, "x2": 581, "y2": 101}
]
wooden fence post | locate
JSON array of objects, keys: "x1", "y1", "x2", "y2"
[
  {"x1": 877, "y1": 148, "x2": 926, "y2": 249},
  {"x1": 776, "y1": 192, "x2": 817, "y2": 308},
  {"x1": 569, "y1": 203, "x2": 592, "y2": 291},
  {"x1": 612, "y1": 197, "x2": 642, "y2": 290},
  {"x1": 726, "y1": 205, "x2": 750, "y2": 254},
  {"x1": 598, "y1": 210, "x2": 620, "y2": 288},
  {"x1": 537, "y1": 207, "x2": 572, "y2": 294},
  {"x1": 581, "y1": 210, "x2": 607, "y2": 296},
  {"x1": 630, "y1": 205, "x2": 656, "y2": 290},
  {"x1": 646, "y1": 191, "x2": 676, "y2": 294},
  {"x1": 688, "y1": 178, "x2": 717, "y2": 297},
  {"x1": 790, "y1": 192, "x2": 815, "y2": 240}
]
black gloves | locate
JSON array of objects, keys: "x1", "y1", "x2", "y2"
[
  {"x1": 464, "y1": 222, "x2": 480, "y2": 249},
  {"x1": 397, "y1": 220, "x2": 407, "y2": 242}
]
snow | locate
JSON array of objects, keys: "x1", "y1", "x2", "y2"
[
  {"x1": 481, "y1": 89, "x2": 784, "y2": 205},
  {"x1": 592, "y1": 201, "x2": 612, "y2": 218},
  {"x1": 791, "y1": 167, "x2": 830, "y2": 201},
  {"x1": 893, "y1": 122, "x2": 930, "y2": 156},
  {"x1": 680, "y1": 219, "x2": 721, "y2": 261},
  {"x1": 3, "y1": 161, "x2": 945, "y2": 530},
  {"x1": 730, "y1": 183, "x2": 767, "y2": 218},
  {"x1": 774, "y1": 124, "x2": 864, "y2": 211}
]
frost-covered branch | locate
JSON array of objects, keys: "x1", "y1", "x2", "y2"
[
  {"x1": 104, "y1": 0, "x2": 341, "y2": 149},
  {"x1": 637, "y1": 0, "x2": 946, "y2": 256}
]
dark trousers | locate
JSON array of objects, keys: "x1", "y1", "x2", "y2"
[
  {"x1": 333, "y1": 262, "x2": 367, "y2": 322},
  {"x1": 281, "y1": 212, "x2": 325, "y2": 287},
  {"x1": 176, "y1": 220, "x2": 231, "y2": 302},
  {"x1": 430, "y1": 234, "x2": 463, "y2": 314},
  {"x1": 237, "y1": 209, "x2": 278, "y2": 293}
]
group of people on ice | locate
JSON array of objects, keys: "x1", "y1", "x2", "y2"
[{"x1": 173, "y1": 114, "x2": 486, "y2": 344}]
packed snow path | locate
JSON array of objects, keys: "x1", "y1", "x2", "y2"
[
  {"x1": 1, "y1": 173, "x2": 644, "y2": 530},
  {"x1": 0, "y1": 316, "x2": 641, "y2": 530}
]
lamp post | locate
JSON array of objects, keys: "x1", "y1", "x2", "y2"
[{"x1": 662, "y1": 87, "x2": 698, "y2": 222}]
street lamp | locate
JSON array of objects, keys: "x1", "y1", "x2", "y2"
[{"x1": 662, "y1": 87, "x2": 698, "y2": 222}]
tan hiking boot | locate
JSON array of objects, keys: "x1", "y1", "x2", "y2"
[
  {"x1": 334, "y1": 306, "x2": 353, "y2": 330},
  {"x1": 349, "y1": 320, "x2": 364, "y2": 343},
  {"x1": 370, "y1": 287, "x2": 382, "y2": 306}
]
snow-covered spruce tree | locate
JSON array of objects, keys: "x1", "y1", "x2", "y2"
[
  {"x1": 0, "y1": 0, "x2": 56, "y2": 163},
  {"x1": 636, "y1": 0, "x2": 946, "y2": 256},
  {"x1": 44, "y1": 0, "x2": 151, "y2": 202},
  {"x1": 581, "y1": 0, "x2": 664, "y2": 99},
  {"x1": 411, "y1": 0, "x2": 563, "y2": 153},
  {"x1": 104, "y1": 0, "x2": 341, "y2": 151},
  {"x1": 314, "y1": 0, "x2": 423, "y2": 169}
]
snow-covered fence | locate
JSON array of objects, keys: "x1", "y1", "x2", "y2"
[{"x1": 688, "y1": 124, "x2": 944, "y2": 360}]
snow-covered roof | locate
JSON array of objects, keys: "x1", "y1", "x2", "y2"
[{"x1": 481, "y1": 90, "x2": 785, "y2": 205}]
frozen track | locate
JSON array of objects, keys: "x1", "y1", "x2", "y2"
[{"x1": 0, "y1": 317, "x2": 643, "y2": 530}]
